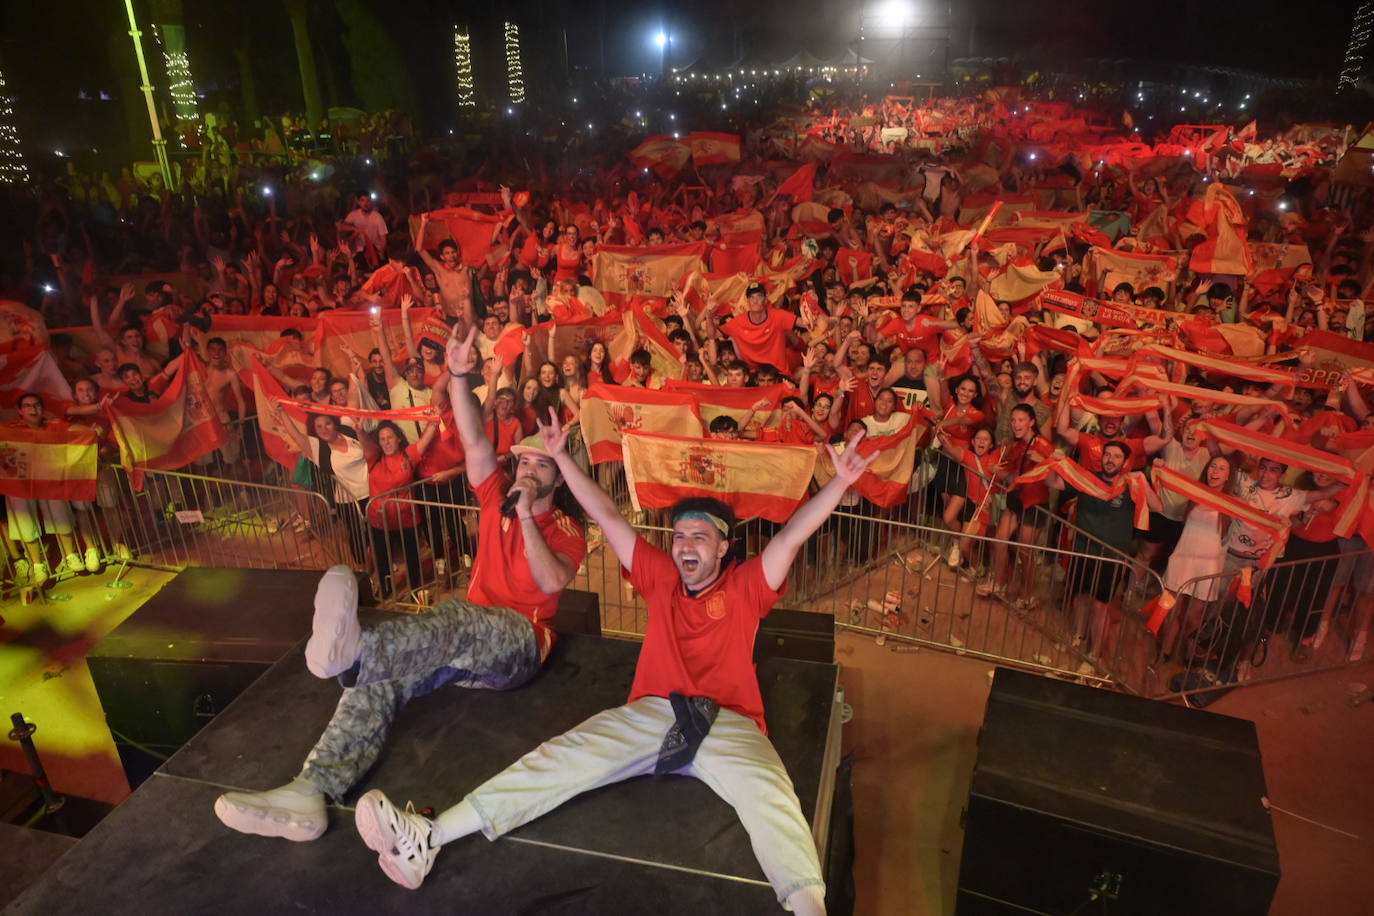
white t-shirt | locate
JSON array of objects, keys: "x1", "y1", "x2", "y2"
[
  {"x1": 388, "y1": 381, "x2": 433, "y2": 443},
  {"x1": 345, "y1": 208, "x2": 388, "y2": 253},
  {"x1": 312, "y1": 436, "x2": 370, "y2": 503},
  {"x1": 1223, "y1": 470, "x2": 1311, "y2": 559},
  {"x1": 1158, "y1": 440, "x2": 1212, "y2": 521}
]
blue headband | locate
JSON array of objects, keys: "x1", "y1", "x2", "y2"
[{"x1": 675, "y1": 510, "x2": 730, "y2": 537}]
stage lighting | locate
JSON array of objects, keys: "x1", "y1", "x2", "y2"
[
  {"x1": 876, "y1": 0, "x2": 914, "y2": 27},
  {"x1": 654, "y1": 31, "x2": 668, "y2": 48}
]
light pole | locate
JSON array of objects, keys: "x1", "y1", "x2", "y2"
[{"x1": 121, "y1": 0, "x2": 174, "y2": 191}]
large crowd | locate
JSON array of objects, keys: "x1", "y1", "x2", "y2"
[{"x1": 4, "y1": 83, "x2": 1374, "y2": 687}]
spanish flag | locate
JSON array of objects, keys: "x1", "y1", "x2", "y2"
[
  {"x1": 688, "y1": 131, "x2": 741, "y2": 166},
  {"x1": 195, "y1": 314, "x2": 324, "y2": 385},
  {"x1": 607, "y1": 300, "x2": 684, "y2": 383},
  {"x1": 813, "y1": 418, "x2": 922, "y2": 507},
  {"x1": 579, "y1": 383, "x2": 702, "y2": 463},
  {"x1": 108, "y1": 350, "x2": 227, "y2": 485},
  {"x1": 627, "y1": 135, "x2": 691, "y2": 177},
  {"x1": 621, "y1": 430, "x2": 816, "y2": 523},
  {"x1": 593, "y1": 242, "x2": 709, "y2": 306},
  {"x1": 661, "y1": 380, "x2": 789, "y2": 436},
  {"x1": 317, "y1": 307, "x2": 437, "y2": 379},
  {"x1": 0, "y1": 421, "x2": 98, "y2": 502}
]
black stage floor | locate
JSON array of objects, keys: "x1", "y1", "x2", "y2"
[{"x1": 6, "y1": 621, "x2": 841, "y2": 915}]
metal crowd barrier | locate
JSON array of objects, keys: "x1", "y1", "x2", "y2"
[
  {"x1": 97, "y1": 465, "x2": 350, "y2": 573},
  {"x1": 1150, "y1": 545, "x2": 1374, "y2": 701}
]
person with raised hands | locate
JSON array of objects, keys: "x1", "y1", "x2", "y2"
[
  {"x1": 350, "y1": 407, "x2": 877, "y2": 914},
  {"x1": 212, "y1": 323, "x2": 584, "y2": 845}
]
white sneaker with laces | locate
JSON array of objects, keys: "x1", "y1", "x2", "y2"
[
  {"x1": 84, "y1": 546, "x2": 101, "y2": 573},
  {"x1": 305, "y1": 565, "x2": 361, "y2": 679},
  {"x1": 355, "y1": 789, "x2": 439, "y2": 890},
  {"x1": 31, "y1": 562, "x2": 49, "y2": 587},
  {"x1": 63, "y1": 553, "x2": 84, "y2": 576}
]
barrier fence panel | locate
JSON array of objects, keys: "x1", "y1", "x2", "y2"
[
  {"x1": 1151, "y1": 546, "x2": 1374, "y2": 701},
  {"x1": 98, "y1": 466, "x2": 350, "y2": 573}
]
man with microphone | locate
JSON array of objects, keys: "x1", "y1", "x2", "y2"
[{"x1": 213, "y1": 325, "x2": 585, "y2": 842}]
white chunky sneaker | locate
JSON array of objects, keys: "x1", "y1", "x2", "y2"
[
  {"x1": 84, "y1": 546, "x2": 102, "y2": 573},
  {"x1": 355, "y1": 789, "x2": 439, "y2": 890},
  {"x1": 214, "y1": 781, "x2": 327, "y2": 842},
  {"x1": 305, "y1": 565, "x2": 361, "y2": 678}
]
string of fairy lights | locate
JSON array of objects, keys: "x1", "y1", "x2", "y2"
[
  {"x1": 504, "y1": 21, "x2": 525, "y2": 104},
  {"x1": 0, "y1": 65, "x2": 29, "y2": 184},
  {"x1": 453, "y1": 26, "x2": 475, "y2": 108},
  {"x1": 165, "y1": 49, "x2": 198, "y2": 123}
]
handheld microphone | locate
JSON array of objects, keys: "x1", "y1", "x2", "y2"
[{"x1": 500, "y1": 488, "x2": 521, "y2": 517}]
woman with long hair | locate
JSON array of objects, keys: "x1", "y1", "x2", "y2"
[
  {"x1": 1157, "y1": 453, "x2": 1237, "y2": 661},
  {"x1": 364, "y1": 418, "x2": 439, "y2": 600},
  {"x1": 271, "y1": 403, "x2": 371, "y2": 567}
]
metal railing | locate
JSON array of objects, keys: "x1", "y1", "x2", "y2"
[
  {"x1": 1149, "y1": 545, "x2": 1374, "y2": 702},
  {"x1": 99, "y1": 466, "x2": 351, "y2": 573}
]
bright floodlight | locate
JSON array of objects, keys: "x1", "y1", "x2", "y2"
[
  {"x1": 654, "y1": 31, "x2": 668, "y2": 48},
  {"x1": 876, "y1": 0, "x2": 914, "y2": 26}
]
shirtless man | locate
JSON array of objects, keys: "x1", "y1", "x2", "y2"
[
  {"x1": 199, "y1": 337, "x2": 248, "y2": 467},
  {"x1": 413, "y1": 212, "x2": 478, "y2": 327},
  {"x1": 91, "y1": 294, "x2": 162, "y2": 377}
]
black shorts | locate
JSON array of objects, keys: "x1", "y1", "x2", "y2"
[
  {"x1": 1065, "y1": 551, "x2": 1124, "y2": 604},
  {"x1": 1143, "y1": 512, "x2": 1184, "y2": 548}
]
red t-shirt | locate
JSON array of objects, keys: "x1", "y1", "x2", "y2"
[
  {"x1": 467, "y1": 470, "x2": 587, "y2": 657},
  {"x1": 878, "y1": 313, "x2": 943, "y2": 360},
  {"x1": 1076, "y1": 433, "x2": 1148, "y2": 472},
  {"x1": 367, "y1": 444, "x2": 423, "y2": 528},
  {"x1": 486, "y1": 414, "x2": 523, "y2": 455},
  {"x1": 415, "y1": 420, "x2": 465, "y2": 478},
  {"x1": 721, "y1": 308, "x2": 797, "y2": 370},
  {"x1": 941, "y1": 403, "x2": 986, "y2": 446},
  {"x1": 627, "y1": 539, "x2": 783, "y2": 734}
]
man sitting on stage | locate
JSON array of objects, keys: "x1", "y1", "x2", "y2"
[
  {"x1": 350, "y1": 336, "x2": 874, "y2": 914},
  {"x1": 213, "y1": 327, "x2": 586, "y2": 842}
]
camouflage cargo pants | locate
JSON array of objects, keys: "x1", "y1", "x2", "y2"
[{"x1": 299, "y1": 598, "x2": 542, "y2": 800}]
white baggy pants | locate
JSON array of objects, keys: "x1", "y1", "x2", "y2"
[{"x1": 466, "y1": 695, "x2": 825, "y2": 906}]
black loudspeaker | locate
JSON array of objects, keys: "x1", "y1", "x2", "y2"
[
  {"x1": 552, "y1": 589, "x2": 601, "y2": 637},
  {"x1": 87, "y1": 568, "x2": 366, "y2": 787},
  {"x1": 957, "y1": 668, "x2": 1279, "y2": 916},
  {"x1": 754, "y1": 608, "x2": 835, "y2": 663}
]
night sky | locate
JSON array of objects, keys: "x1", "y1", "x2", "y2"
[{"x1": 0, "y1": 0, "x2": 1358, "y2": 153}]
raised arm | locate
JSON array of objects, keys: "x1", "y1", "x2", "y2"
[
  {"x1": 399, "y1": 294, "x2": 421, "y2": 362},
  {"x1": 444, "y1": 325, "x2": 499, "y2": 487},
  {"x1": 760, "y1": 431, "x2": 877, "y2": 589},
  {"x1": 535, "y1": 409, "x2": 639, "y2": 571}
]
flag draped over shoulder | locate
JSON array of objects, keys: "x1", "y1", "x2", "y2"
[
  {"x1": 579, "y1": 383, "x2": 703, "y2": 463},
  {"x1": 621, "y1": 430, "x2": 817, "y2": 523},
  {"x1": 593, "y1": 242, "x2": 709, "y2": 306},
  {"x1": 813, "y1": 422, "x2": 922, "y2": 507},
  {"x1": 108, "y1": 350, "x2": 227, "y2": 483},
  {"x1": 0, "y1": 422, "x2": 98, "y2": 501}
]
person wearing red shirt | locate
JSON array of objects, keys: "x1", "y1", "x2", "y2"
[
  {"x1": 874, "y1": 292, "x2": 957, "y2": 362},
  {"x1": 716, "y1": 284, "x2": 803, "y2": 371},
  {"x1": 363, "y1": 418, "x2": 439, "y2": 598},
  {"x1": 1056, "y1": 407, "x2": 1171, "y2": 473},
  {"x1": 351, "y1": 414, "x2": 876, "y2": 914},
  {"x1": 214, "y1": 325, "x2": 585, "y2": 845}
]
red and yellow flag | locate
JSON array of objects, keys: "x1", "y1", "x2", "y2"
[
  {"x1": 813, "y1": 420, "x2": 922, "y2": 507},
  {"x1": 628, "y1": 135, "x2": 691, "y2": 177},
  {"x1": 621, "y1": 430, "x2": 817, "y2": 523},
  {"x1": 1087, "y1": 246, "x2": 1180, "y2": 299},
  {"x1": 579, "y1": 383, "x2": 703, "y2": 463},
  {"x1": 316, "y1": 307, "x2": 436, "y2": 379},
  {"x1": 661, "y1": 380, "x2": 789, "y2": 436},
  {"x1": 688, "y1": 131, "x2": 742, "y2": 166},
  {"x1": 593, "y1": 242, "x2": 709, "y2": 307},
  {"x1": 108, "y1": 351, "x2": 227, "y2": 482},
  {"x1": 0, "y1": 421, "x2": 98, "y2": 501},
  {"x1": 607, "y1": 300, "x2": 684, "y2": 384}
]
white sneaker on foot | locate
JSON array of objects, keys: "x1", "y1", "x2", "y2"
[
  {"x1": 214, "y1": 782, "x2": 327, "y2": 842},
  {"x1": 305, "y1": 565, "x2": 361, "y2": 679},
  {"x1": 84, "y1": 546, "x2": 102, "y2": 573},
  {"x1": 30, "y1": 562, "x2": 49, "y2": 587},
  {"x1": 63, "y1": 553, "x2": 85, "y2": 576},
  {"x1": 355, "y1": 789, "x2": 439, "y2": 890}
]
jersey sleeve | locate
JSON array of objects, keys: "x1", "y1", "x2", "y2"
[
  {"x1": 736, "y1": 554, "x2": 786, "y2": 619},
  {"x1": 628, "y1": 536, "x2": 677, "y2": 603},
  {"x1": 544, "y1": 512, "x2": 588, "y2": 569},
  {"x1": 472, "y1": 467, "x2": 509, "y2": 509}
]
